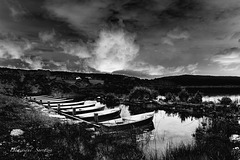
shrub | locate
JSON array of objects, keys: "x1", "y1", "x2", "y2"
[
  {"x1": 178, "y1": 88, "x2": 189, "y2": 102},
  {"x1": 105, "y1": 93, "x2": 120, "y2": 108},
  {"x1": 188, "y1": 91, "x2": 203, "y2": 104},
  {"x1": 128, "y1": 87, "x2": 156, "y2": 102},
  {"x1": 219, "y1": 97, "x2": 232, "y2": 105},
  {"x1": 165, "y1": 92, "x2": 176, "y2": 102}
]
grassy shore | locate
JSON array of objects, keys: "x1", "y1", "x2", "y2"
[
  {"x1": 0, "y1": 94, "x2": 146, "y2": 160},
  {"x1": 0, "y1": 94, "x2": 98, "y2": 160}
]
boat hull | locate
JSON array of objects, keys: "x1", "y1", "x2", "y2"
[
  {"x1": 61, "y1": 105, "x2": 105, "y2": 114},
  {"x1": 77, "y1": 109, "x2": 121, "y2": 122},
  {"x1": 43, "y1": 101, "x2": 85, "y2": 107},
  {"x1": 51, "y1": 103, "x2": 96, "y2": 110},
  {"x1": 100, "y1": 112, "x2": 154, "y2": 132},
  {"x1": 40, "y1": 99, "x2": 74, "y2": 104}
]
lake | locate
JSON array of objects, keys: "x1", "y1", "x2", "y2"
[
  {"x1": 202, "y1": 95, "x2": 240, "y2": 103},
  {"x1": 120, "y1": 105, "x2": 207, "y2": 158},
  {"x1": 133, "y1": 94, "x2": 240, "y2": 158}
]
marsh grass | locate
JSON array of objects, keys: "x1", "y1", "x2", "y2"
[
  {"x1": 94, "y1": 129, "x2": 146, "y2": 160},
  {"x1": 2, "y1": 123, "x2": 97, "y2": 160},
  {"x1": 150, "y1": 115, "x2": 240, "y2": 160},
  {"x1": 0, "y1": 94, "x2": 96, "y2": 160},
  {"x1": 155, "y1": 139, "x2": 235, "y2": 160}
]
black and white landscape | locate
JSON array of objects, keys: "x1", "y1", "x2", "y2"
[{"x1": 0, "y1": 1, "x2": 240, "y2": 160}]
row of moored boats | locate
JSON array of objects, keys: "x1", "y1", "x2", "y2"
[{"x1": 26, "y1": 95, "x2": 155, "y2": 133}]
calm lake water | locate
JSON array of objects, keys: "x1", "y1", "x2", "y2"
[
  {"x1": 202, "y1": 95, "x2": 240, "y2": 103},
  {"x1": 132, "y1": 94, "x2": 240, "y2": 158},
  {"x1": 120, "y1": 105, "x2": 206, "y2": 158}
]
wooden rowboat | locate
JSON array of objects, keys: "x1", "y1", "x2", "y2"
[
  {"x1": 28, "y1": 95, "x2": 68, "y2": 100},
  {"x1": 43, "y1": 101, "x2": 85, "y2": 107},
  {"x1": 75, "y1": 108, "x2": 121, "y2": 122},
  {"x1": 99, "y1": 112, "x2": 154, "y2": 132},
  {"x1": 61, "y1": 105, "x2": 105, "y2": 114},
  {"x1": 50, "y1": 103, "x2": 96, "y2": 110},
  {"x1": 27, "y1": 96, "x2": 73, "y2": 103},
  {"x1": 39, "y1": 99, "x2": 74, "y2": 104}
]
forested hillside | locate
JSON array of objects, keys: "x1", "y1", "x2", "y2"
[{"x1": 1, "y1": 68, "x2": 240, "y2": 97}]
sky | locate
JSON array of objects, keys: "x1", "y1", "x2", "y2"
[{"x1": 1, "y1": 0, "x2": 240, "y2": 78}]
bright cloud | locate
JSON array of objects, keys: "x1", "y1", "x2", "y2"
[
  {"x1": 89, "y1": 29, "x2": 139, "y2": 72},
  {"x1": 161, "y1": 37, "x2": 174, "y2": 46},
  {"x1": 186, "y1": 63, "x2": 198, "y2": 74},
  {"x1": 24, "y1": 57, "x2": 44, "y2": 70},
  {"x1": 211, "y1": 47, "x2": 240, "y2": 72},
  {"x1": 0, "y1": 41, "x2": 24, "y2": 59},
  {"x1": 39, "y1": 30, "x2": 56, "y2": 43},
  {"x1": 129, "y1": 61, "x2": 198, "y2": 76},
  {"x1": 167, "y1": 28, "x2": 190, "y2": 40},
  {"x1": 212, "y1": 48, "x2": 240, "y2": 65},
  {"x1": 59, "y1": 29, "x2": 139, "y2": 73},
  {"x1": 0, "y1": 39, "x2": 44, "y2": 70},
  {"x1": 49, "y1": 60, "x2": 68, "y2": 71},
  {"x1": 161, "y1": 27, "x2": 190, "y2": 46},
  {"x1": 61, "y1": 41, "x2": 91, "y2": 59}
]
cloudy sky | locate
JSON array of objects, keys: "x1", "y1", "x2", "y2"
[{"x1": 1, "y1": 0, "x2": 240, "y2": 78}]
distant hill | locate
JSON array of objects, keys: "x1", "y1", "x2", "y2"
[
  {"x1": 156, "y1": 75, "x2": 240, "y2": 95},
  {"x1": 158, "y1": 75, "x2": 240, "y2": 86},
  {"x1": 0, "y1": 68, "x2": 146, "y2": 96}
]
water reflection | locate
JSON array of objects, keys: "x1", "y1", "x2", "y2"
[
  {"x1": 202, "y1": 95, "x2": 240, "y2": 103},
  {"x1": 138, "y1": 110, "x2": 204, "y2": 158},
  {"x1": 118, "y1": 105, "x2": 205, "y2": 158},
  {"x1": 164, "y1": 110, "x2": 203, "y2": 122}
]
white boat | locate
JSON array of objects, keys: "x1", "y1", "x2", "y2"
[
  {"x1": 36, "y1": 99, "x2": 74, "y2": 104},
  {"x1": 99, "y1": 112, "x2": 155, "y2": 131},
  {"x1": 50, "y1": 102, "x2": 96, "y2": 110},
  {"x1": 61, "y1": 105, "x2": 105, "y2": 114},
  {"x1": 75, "y1": 108, "x2": 121, "y2": 122},
  {"x1": 43, "y1": 101, "x2": 85, "y2": 107},
  {"x1": 27, "y1": 95, "x2": 70, "y2": 101}
]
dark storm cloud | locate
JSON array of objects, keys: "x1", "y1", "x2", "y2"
[
  {"x1": 43, "y1": 0, "x2": 209, "y2": 36},
  {"x1": 45, "y1": 0, "x2": 112, "y2": 38},
  {"x1": 0, "y1": 0, "x2": 84, "y2": 40},
  {"x1": 1, "y1": 0, "x2": 240, "y2": 77},
  {"x1": 157, "y1": 0, "x2": 203, "y2": 21}
]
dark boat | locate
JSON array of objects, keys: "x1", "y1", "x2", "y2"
[
  {"x1": 99, "y1": 112, "x2": 154, "y2": 132},
  {"x1": 75, "y1": 108, "x2": 121, "y2": 122}
]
